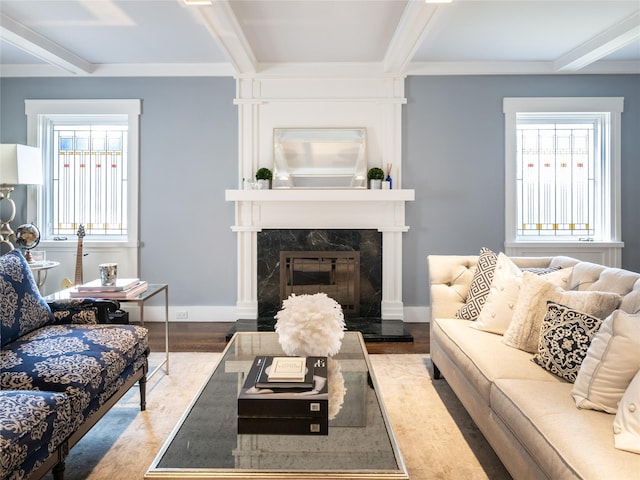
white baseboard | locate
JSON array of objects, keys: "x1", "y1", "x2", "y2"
[
  {"x1": 119, "y1": 305, "x2": 238, "y2": 323},
  {"x1": 130, "y1": 305, "x2": 431, "y2": 323},
  {"x1": 402, "y1": 306, "x2": 430, "y2": 323}
]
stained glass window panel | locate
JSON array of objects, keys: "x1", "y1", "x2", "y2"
[
  {"x1": 516, "y1": 118, "x2": 595, "y2": 239},
  {"x1": 52, "y1": 125, "x2": 128, "y2": 238}
]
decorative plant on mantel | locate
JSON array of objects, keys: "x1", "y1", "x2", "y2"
[
  {"x1": 367, "y1": 167, "x2": 385, "y2": 189},
  {"x1": 255, "y1": 167, "x2": 273, "y2": 189}
]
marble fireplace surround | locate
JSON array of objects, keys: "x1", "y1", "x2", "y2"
[{"x1": 225, "y1": 189, "x2": 415, "y2": 320}]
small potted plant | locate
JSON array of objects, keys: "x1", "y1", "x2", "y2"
[
  {"x1": 255, "y1": 167, "x2": 273, "y2": 190},
  {"x1": 367, "y1": 167, "x2": 385, "y2": 189}
]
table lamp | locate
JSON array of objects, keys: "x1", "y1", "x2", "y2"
[{"x1": 0, "y1": 144, "x2": 43, "y2": 253}]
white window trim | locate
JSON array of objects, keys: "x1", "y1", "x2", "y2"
[
  {"x1": 25, "y1": 99, "x2": 141, "y2": 249},
  {"x1": 503, "y1": 98, "x2": 624, "y2": 265}
]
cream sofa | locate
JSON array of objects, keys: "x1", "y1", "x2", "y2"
[{"x1": 428, "y1": 253, "x2": 640, "y2": 480}]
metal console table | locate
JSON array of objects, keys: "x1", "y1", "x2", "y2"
[{"x1": 45, "y1": 283, "x2": 169, "y2": 378}]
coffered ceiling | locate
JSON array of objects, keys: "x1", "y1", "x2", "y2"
[{"x1": 1, "y1": 0, "x2": 638, "y2": 77}]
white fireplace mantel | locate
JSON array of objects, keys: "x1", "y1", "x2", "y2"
[{"x1": 225, "y1": 189, "x2": 415, "y2": 320}]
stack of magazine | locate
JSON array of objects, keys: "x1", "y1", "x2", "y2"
[
  {"x1": 237, "y1": 355, "x2": 329, "y2": 435},
  {"x1": 70, "y1": 278, "x2": 148, "y2": 299}
]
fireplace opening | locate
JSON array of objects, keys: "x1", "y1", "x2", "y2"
[
  {"x1": 257, "y1": 229, "x2": 381, "y2": 319},
  {"x1": 281, "y1": 251, "x2": 360, "y2": 315}
]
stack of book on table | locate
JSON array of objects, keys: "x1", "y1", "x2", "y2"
[
  {"x1": 237, "y1": 355, "x2": 328, "y2": 435},
  {"x1": 70, "y1": 278, "x2": 148, "y2": 299}
]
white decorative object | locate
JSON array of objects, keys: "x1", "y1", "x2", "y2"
[
  {"x1": 327, "y1": 357, "x2": 346, "y2": 420},
  {"x1": 274, "y1": 292, "x2": 346, "y2": 357}
]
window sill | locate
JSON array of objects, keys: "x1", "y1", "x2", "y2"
[{"x1": 505, "y1": 241, "x2": 623, "y2": 268}]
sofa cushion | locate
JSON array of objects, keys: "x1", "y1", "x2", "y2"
[
  {"x1": 491, "y1": 379, "x2": 640, "y2": 479},
  {"x1": 473, "y1": 253, "x2": 523, "y2": 335},
  {"x1": 0, "y1": 324, "x2": 149, "y2": 428},
  {"x1": 455, "y1": 247, "x2": 497, "y2": 320},
  {"x1": 572, "y1": 310, "x2": 640, "y2": 414},
  {"x1": 0, "y1": 249, "x2": 53, "y2": 346},
  {"x1": 613, "y1": 369, "x2": 640, "y2": 454},
  {"x1": 431, "y1": 317, "x2": 562, "y2": 404},
  {"x1": 532, "y1": 302, "x2": 604, "y2": 383},
  {"x1": 502, "y1": 270, "x2": 621, "y2": 353},
  {"x1": 0, "y1": 390, "x2": 73, "y2": 480}
]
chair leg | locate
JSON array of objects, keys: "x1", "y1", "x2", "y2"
[
  {"x1": 52, "y1": 460, "x2": 65, "y2": 480},
  {"x1": 433, "y1": 362, "x2": 442, "y2": 380},
  {"x1": 139, "y1": 375, "x2": 147, "y2": 411}
]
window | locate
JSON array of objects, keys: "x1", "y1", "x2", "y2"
[
  {"x1": 504, "y1": 98, "x2": 623, "y2": 245},
  {"x1": 25, "y1": 99, "x2": 140, "y2": 246}
]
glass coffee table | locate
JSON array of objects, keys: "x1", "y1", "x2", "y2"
[{"x1": 145, "y1": 331, "x2": 408, "y2": 479}]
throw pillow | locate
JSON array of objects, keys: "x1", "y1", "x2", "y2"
[
  {"x1": 572, "y1": 310, "x2": 640, "y2": 414},
  {"x1": 613, "y1": 369, "x2": 640, "y2": 454},
  {"x1": 455, "y1": 247, "x2": 497, "y2": 320},
  {"x1": 521, "y1": 266, "x2": 562, "y2": 275},
  {"x1": 472, "y1": 253, "x2": 522, "y2": 335},
  {"x1": 502, "y1": 270, "x2": 621, "y2": 353},
  {"x1": 0, "y1": 249, "x2": 53, "y2": 346},
  {"x1": 532, "y1": 302, "x2": 604, "y2": 383}
]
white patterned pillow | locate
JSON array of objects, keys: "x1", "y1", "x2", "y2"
[
  {"x1": 532, "y1": 302, "x2": 603, "y2": 383},
  {"x1": 572, "y1": 310, "x2": 640, "y2": 414},
  {"x1": 455, "y1": 247, "x2": 497, "y2": 320},
  {"x1": 472, "y1": 253, "x2": 522, "y2": 335},
  {"x1": 614, "y1": 369, "x2": 640, "y2": 454}
]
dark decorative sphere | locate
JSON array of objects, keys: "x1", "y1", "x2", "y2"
[{"x1": 15, "y1": 223, "x2": 40, "y2": 250}]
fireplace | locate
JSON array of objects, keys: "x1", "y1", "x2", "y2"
[
  {"x1": 257, "y1": 230, "x2": 381, "y2": 318},
  {"x1": 225, "y1": 189, "x2": 414, "y2": 320}
]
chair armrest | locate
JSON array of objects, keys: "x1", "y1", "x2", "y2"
[{"x1": 48, "y1": 298, "x2": 121, "y2": 325}]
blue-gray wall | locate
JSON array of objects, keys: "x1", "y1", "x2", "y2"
[
  {"x1": 1, "y1": 74, "x2": 639, "y2": 312},
  {"x1": 403, "y1": 75, "x2": 640, "y2": 307},
  {"x1": 0, "y1": 77, "x2": 238, "y2": 307}
]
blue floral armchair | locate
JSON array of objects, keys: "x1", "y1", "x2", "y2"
[{"x1": 0, "y1": 249, "x2": 149, "y2": 480}]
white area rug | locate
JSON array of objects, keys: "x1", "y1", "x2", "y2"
[{"x1": 43, "y1": 352, "x2": 510, "y2": 480}]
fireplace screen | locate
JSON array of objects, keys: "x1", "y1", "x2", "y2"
[{"x1": 280, "y1": 251, "x2": 360, "y2": 316}]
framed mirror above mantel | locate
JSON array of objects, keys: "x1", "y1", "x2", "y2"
[{"x1": 272, "y1": 128, "x2": 368, "y2": 189}]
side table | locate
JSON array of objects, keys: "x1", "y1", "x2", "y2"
[
  {"x1": 29, "y1": 260, "x2": 60, "y2": 289},
  {"x1": 118, "y1": 284, "x2": 170, "y2": 378},
  {"x1": 44, "y1": 283, "x2": 169, "y2": 379}
]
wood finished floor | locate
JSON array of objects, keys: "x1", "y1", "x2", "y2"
[{"x1": 145, "y1": 322, "x2": 429, "y2": 354}]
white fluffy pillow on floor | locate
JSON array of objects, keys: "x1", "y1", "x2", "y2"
[{"x1": 572, "y1": 310, "x2": 640, "y2": 414}]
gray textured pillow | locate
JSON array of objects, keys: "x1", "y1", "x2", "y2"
[
  {"x1": 455, "y1": 247, "x2": 497, "y2": 320},
  {"x1": 502, "y1": 270, "x2": 620, "y2": 353},
  {"x1": 532, "y1": 302, "x2": 603, "y2": 383}
]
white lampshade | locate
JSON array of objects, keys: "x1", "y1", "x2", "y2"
[{"x1": 0, "y1": 144, "x2": 43, "y2": 185}]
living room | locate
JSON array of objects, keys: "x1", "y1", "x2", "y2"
[{"x1": 1, "y1": 1, "x2": 639, "y2": 479}]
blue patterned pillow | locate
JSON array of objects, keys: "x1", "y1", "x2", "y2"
[
  {"x1": 533, "y1": 301, "x2": 603, "y2": 383},
  {"x1": 0, "y1": 249, "x2": 52, "y2": 346}
]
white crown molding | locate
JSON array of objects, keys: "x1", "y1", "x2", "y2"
[
  {"x1": 0, "y1": 62, "x2": 236, "y2": 78},
  {"x1": 1, "y1": 60, "x2": 638, "y2": 79},
  {"x1": 406, "y1": 60, "x2": 640, "y2": 76}
]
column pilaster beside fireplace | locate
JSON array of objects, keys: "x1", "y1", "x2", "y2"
[{"x1": 225, "y1": 189, "x2": 415, "y2": 320}]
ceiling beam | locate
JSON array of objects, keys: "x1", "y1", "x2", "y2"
[
  {"x1": 188, "y1": 1, "x2": 256, "y2": 75},
  {"x1": 0, "y1": 13, "x2": 94, "y2": 75},
  {"x1": 383, "y1": 1, "x2": 441, "y2": 74},
  {"x1": 554, "y1": 11, "x2": 640, "y2": 72}
]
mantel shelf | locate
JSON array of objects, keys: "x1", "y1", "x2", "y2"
[{"x1": 225, "y1": 189, "x2": 415, "y2": 202}]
